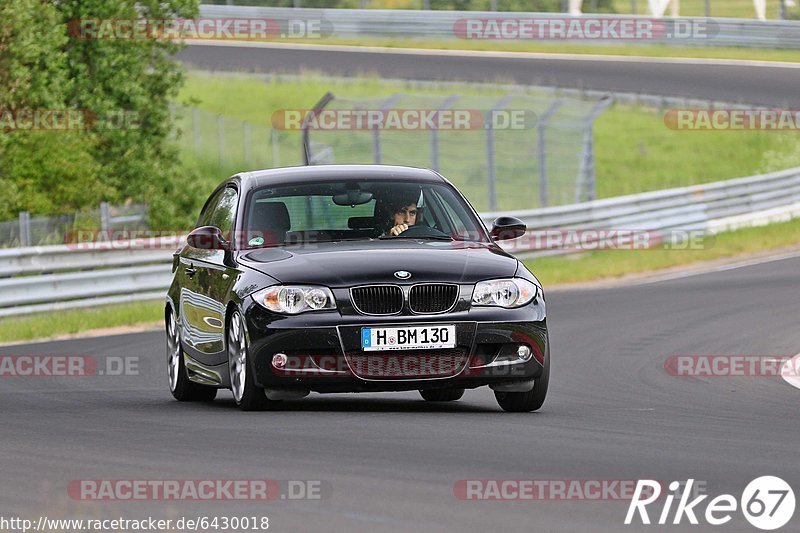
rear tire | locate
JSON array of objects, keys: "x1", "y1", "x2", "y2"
[
  {"x1": 420, "y1": 388, "x2": 465, "y2": 402},
  {"x1": 166, "y1": 308, "x2": 218, "y2": 402},
  {"x1": 228, "y1": 310, "x2": 280, "y2": 411},
  {"x1": 494, "y1": 356, "x2": 549, "y2": 413}
]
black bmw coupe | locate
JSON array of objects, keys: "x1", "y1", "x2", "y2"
[{"x1": 166, "y1": 165, "x2": 549, "y2": 412}]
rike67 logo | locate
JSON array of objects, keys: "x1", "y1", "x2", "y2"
[{"x1": 625, "y1": 477, "x2": 795, "y2": 530}]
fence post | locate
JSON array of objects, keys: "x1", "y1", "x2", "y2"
[
  {"x1": 576, "y1": 97, "x2": 612, "y2": 203},
  {"x1": 193, "y1": 108, "x2": 200, "y2": 153},
  {"x1": 272, "y1": 129, "x2": 280, "y2": 168},
  {"x1": 19, "y1": 211, "x2": 31, "y2": 247},
  {"x1": 217, "y1": 115, "x2": 225, "y2": 167},
  {"x1": 372, "y1": 128, "x2": 381, "y2": 164},
  {"x1": 100, "y1": 202, "x2": 111, "y2": 237},
  {"x1": 244, "y1": 121, "x2": 252, "y2": 166},
  {"x1": 537, "y1": 100, "x2": 563, "y2": 208},
  {"x1": 486, "y1": 94, "x2": 514, "y2": 212}
]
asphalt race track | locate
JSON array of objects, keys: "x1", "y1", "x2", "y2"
[
  {"x1": 3, "y1": 255, "x2": 799, "y2": 531},
  {"x1": 178, "y1": 42, "x2": 800, "y2": 106}
]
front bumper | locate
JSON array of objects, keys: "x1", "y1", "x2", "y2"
[{"x1": 242, "y1": 296, "x2": 549, "y2": 393}]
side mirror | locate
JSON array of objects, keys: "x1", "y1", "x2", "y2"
[
  {"x1": 490, "y1": 216, "x2": 526, "y2": 241},
  {"x1": 187, "y1": 226, "x2": 227, "y2": 250}
]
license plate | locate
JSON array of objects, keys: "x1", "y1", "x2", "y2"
[{"x1": 361, "y1": 325, "x2": 456, "y2": 351}]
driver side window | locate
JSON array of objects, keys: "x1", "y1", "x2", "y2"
[
  {"x1": 196, "y1": 186, "x2": 239, "y2": 242},
  {"x1": 207, "y1": 187, "x2": 239, "y2": 236},
  {"x1": 196, "y1": 189, "x2": 223, "y2": 229}
]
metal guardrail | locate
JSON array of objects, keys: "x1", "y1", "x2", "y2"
[
  {"x1": 199, "y1": 5, "x2": 800, "y2": 48},
  {"x1": 1, "y1": 167, "x2": 799, "y2": 317},
  {"x1": 483, "y1": 166, "x2": 800, "y2": 257}
]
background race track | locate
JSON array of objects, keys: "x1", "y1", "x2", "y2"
[{"x1": 178, "y1": 42, "x2": 800, "y2": 106}]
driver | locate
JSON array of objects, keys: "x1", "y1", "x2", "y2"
[
  {"x1": 389, "y1": 201, "x2": 418, "y2": 236},
  {"x1": 381, "y1": 189, "x2": 421, "y2": 237}
]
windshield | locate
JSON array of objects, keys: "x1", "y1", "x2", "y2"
[{"x1": 243, "y1": 180, "x2": 489, "y2": 248}]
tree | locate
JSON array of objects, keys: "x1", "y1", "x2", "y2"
[
  {"x1": 0, "y1": 0, "x2": 202, "y2": 227},
  {"x1": 0, "y1": 0, "x2": 102, "y2": 220}
]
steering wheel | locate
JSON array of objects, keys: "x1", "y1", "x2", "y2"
[{"x1": 397, "y1": 224, "x2": 449, "y2": 238}]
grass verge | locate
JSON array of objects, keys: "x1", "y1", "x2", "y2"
[
  {"x1": 525, "y1": 217, "x2": 800, "y2": 285},
  {"x1": 0, "y1": 301, "x2": 163, "y2": 345}
]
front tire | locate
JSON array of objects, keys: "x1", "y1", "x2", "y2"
[
  {"x1": 166, "y1": 308, "x2": 217, "y2": 402},
  {"x1": 227, "y1": 310, "x2": 280, "y2": 411},
  {"x1": 420, "y1": 388, "x2": 465, "y2": 402},
  {"x1": 494, "y1": 356, "x2": 549, "y2": 413}
]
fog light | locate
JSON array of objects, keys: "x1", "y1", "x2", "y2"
[
  {"x1": 517, "y1": 345, "x2": 532, "y2": 362},
  {"x1": 272, "y1": 353, "x2": 288, "y2": 369}
]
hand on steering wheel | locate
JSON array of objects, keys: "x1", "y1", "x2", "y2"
[{"x1": 389, "y1": 223, "x2": 409, "y2": 236}]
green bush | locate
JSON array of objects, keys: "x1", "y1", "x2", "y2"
[{"x1": 0, "y1": 0, "x2": 202, "y2": 231}]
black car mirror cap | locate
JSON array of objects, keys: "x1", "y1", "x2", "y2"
[
  {"x1": 187, "y1": 226, "x2": 228, "y2": 250},
  {"x1": 490, "y1": 216, "x2": 527, "y2": 241}
]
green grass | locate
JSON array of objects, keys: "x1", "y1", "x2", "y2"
[
  {"x1": 526, "y1": 216, "x2": 800, "y2": 285},
  {"x1": 177, "y1": 72, "x2": 800, "y2": 206},
  {"x1": 0, "y1": 301, "x2": 163, "y2": 344},
  {"x1": 593, "y1": 104, "x2": 796, "y2": 197},
  {"x1": 247, "y1": 37, "x2": 800, "y2": 63}
]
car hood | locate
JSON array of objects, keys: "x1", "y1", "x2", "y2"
[{"x1": 237, "y1": 240, "x2": 518, "y2": 287}]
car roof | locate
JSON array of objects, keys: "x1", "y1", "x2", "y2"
[{"x1": 237, "y1": 165, "x2": 445, "y2": 192}]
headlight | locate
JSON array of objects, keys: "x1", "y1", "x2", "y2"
[
  {"x1": 253, "y1": 286, "x2": 336, "y2": 314},
  {"x1": 472, "y1": 278, "x2": 539, "y2": 309}
]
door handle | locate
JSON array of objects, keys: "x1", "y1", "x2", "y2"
[{"x1": 185, "y1": 265, "x2": 198, "y2": 277}]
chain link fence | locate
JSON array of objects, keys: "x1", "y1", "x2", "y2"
[
  {"x1": 302, "y1": 92, "x2": 611, "y2": 211},
  {"x1": 173, "y1": 106, "x2": 289, "y2": 169},
  {"x1": 172, "y1": 92, "x2": 612, "y2": 211},
  {"x1": 0, "y1": 204, "x2": 148, "y2": 248}
]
